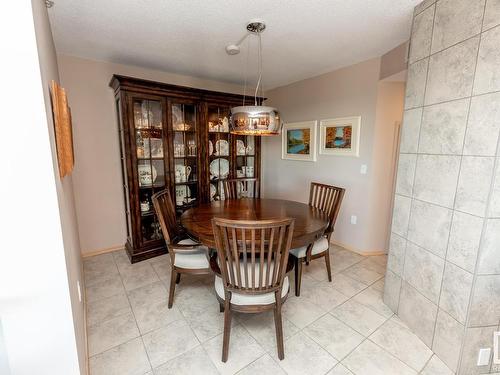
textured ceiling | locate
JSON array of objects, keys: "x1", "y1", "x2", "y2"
[{"x1": 48, "y1": 0, "x2": 418, "y2": 89}]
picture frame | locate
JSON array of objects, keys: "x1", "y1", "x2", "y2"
[
  {"x1": 282, "y1": 120, "x2": 317, "y2": 162},
  {"x1": 319, "y1": 116, "x2": 361, "y2": 157},
  {"x1": 50, "y1": 80, "x2": 74, "y2": 177}
]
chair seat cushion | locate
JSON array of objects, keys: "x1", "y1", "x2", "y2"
[
  {"x1": 173, "y1": 238, "x2": 209, "y2": 269},
  {"x1": 215, "y1": 276, "x2": 289, "y2": 306},
  {"x1": 289, "y1": 237, "x2": 329, "y2": 259}
]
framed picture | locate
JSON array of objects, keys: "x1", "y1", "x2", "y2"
[
  {"x1": 50, "y1": 80, "x2": 74, "y2": 178},
  {"x1": 282, "y1": 121, "x2": 317, "y2": 162},
  {"x1": 319, "y1": 116, "x2": 361, "y2": 157}
]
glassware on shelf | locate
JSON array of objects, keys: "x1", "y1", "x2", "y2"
[
  {"x1": 140, "y1": 198, "x2": 151, "y2": 213},
  {"x1": 173, "y1": 143, "x2": 185, "y2": 157},
  {"x1": 175, "y1": 165, "x2": 192, "y2": 183}
]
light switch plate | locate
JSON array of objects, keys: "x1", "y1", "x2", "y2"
[
  {"x1": 360, "y1": 164, "x2": 368, "y2": 174},
  {"x1": 351, "y1": 215, "x2": 357, "y2": 225},
  {"x1": 477, "y1": 348, "x2": 491, "y2": 366}
]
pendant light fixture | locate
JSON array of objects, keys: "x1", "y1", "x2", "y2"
[{"x1": 227, "y1": 20, "x2": 281, "y2": 136}]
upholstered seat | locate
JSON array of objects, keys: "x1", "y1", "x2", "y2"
[
  {"x1": 290, "y1": 182, "x2": 345, "y2": 297},
  {"x1": 173, "y1": 238, "x2": 210, "y2": 269},
  {"x1": 212, "y1": 217, "x2": 294, "y2": 362},
  {"x1": 152, "y1": 189, "x2": 212, "y2": 308},
  {"x1": 290, "y1": 236, "x2": 329, "y2": 259},
  {"x1": 215, "y1": 276, "x2": 289, "y2": 305}
]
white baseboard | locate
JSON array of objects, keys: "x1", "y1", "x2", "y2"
[
  {"x1": 81, "y1": 244, "x2": 124, "y2": 258},
  {"x1": 331, "y1": 239, "x2": 387, "y2": 257}
]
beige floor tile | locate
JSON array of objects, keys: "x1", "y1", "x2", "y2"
[
  {"x1": 271, "y1": 332, "x2": 337, "y2": 375},
  {"x1": 236, "y1": 354, "x2": 286, "y2": 375},
  {"x1": 87, "y1": 292, "x2": 131, "y2": 326},
  {"x1": 203, "y1": 324, "x2": 265, "y2": 375},
  {"x1": 89, "y1": 337, "x2": 151, "y2": 375},
  {"x1": 88, "y1": 311, "x2": 140, "y2": 356},
  {"x1": 343, "y1": 340, "x2": 417, "y2": 375},
  {"x1": 330, "y1": 249, "x2": 365, "y2": 274},
  {"x1": 420, "y1": 354, "x2": 454, "y2": 375},
  {"x1": 131, "y1": 298, "x2": 184, "y2": 334},
  {"x1": 369, "y1": 317, "x2": 433, "y2": 371},
  {"x1": 352, "y1": 285, "x2": 394, "y2": 318},
  {"x1": 142, "y1": 319, "x2": 200, "y2": 368},
  {"x1": 120, "y1": 262, "x2": 160, "y2": 291},
  {"x1": 342, "y1": 262, "x2": 384, "y2": 285},
  {"x1": 153, "y1": 345, "x2": 218, "y2": 375},
  {"x1": 282, "y1": 295, "x2": 326, "y2": 329},
  {"x1": 86, "y1": 273, "x2": 126, "y2": 302},
  {"x1": 127, "y1": 280, "x2": 167, "y2": 308},
  {"x1": 303, "y1": 259, "x2": 331, "y2": 282},
  {"x1": 186, "y1": 307, "x2": 239, "y2": 343},
  {"x1": 304, "y1": 314, "x2": 364, "y2": 361},
  {"x1": 330, "y1": 274, "x2": 368, "y2": 298},
  {"x1": 301, "y1": 281, "x2": 349, "y2": 311},
  {"x1": 331, "y1": 300, "x2": 387, "y2": 336},
  {"x1": 326, "y1": 363, "x2": 354, "y2": 375},
  {"x1": 241, "y1": 310, "x2": 300, "y2": 353}
]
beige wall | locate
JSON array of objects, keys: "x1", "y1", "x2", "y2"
[
  {"x1": 379, "y1": 42, "x2": 408, "y2": 80},
  {"x1": 263, "y1": 58, "x2": 405, "y2": 253},
  {"x1": 31, "y1": 1, "x2": 86, "y2": 373},
  {"x1": 368, "y1": 81, "x2": 405, "y2": 251},
  {"x1": 57, "y1": 55, "x2": 244, "y2": 255}
]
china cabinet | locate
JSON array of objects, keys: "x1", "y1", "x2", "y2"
[{"x1": 110, "y1": 75, "x2": 262, "y2": 262}]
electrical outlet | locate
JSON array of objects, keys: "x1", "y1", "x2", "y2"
[
  {"x1": 477, "y1": 348, "x2": 491, "y2": 366},
  {"x1": 360, "y1": 164, "x2": 368, "y2": 174},
  {"x1": 77, "y1": 281, "x2": 82, "y2": 303},
  {"x1": 351, "y1": 215, "x2": 357, "y2": 225}
]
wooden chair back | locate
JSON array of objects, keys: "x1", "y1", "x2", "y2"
[
  {"x1": 152, "y1": 189, "x2": 182, "y2": 245},
  {"x1": 223, "y1": 178, "x2": 260, "y2": 199},
  {"x1": 212, "y1": 217, "x2": 294, "y2": 296},
  {"x1": 309, "y1": 182, "x2": 345, "y2": 236}
]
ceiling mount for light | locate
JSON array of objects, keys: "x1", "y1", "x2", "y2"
[
  {"x1": 246, "y1": 20, "x2": 266, "y2": 34},
  {"x1": 227, "y1": 19, "x2": 281, "y2": 136}
]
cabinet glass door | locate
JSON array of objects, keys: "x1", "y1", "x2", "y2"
[
  {"x1": 133, "y1": 98, "x2": 165, "y2": 243},
  {"x1": 171, "y1": 102, "x2": 199, "y2": 213},
  {"x1": 235, "y1": 134, "x2": 256, "y2": 180},
  {"x1": 207, "y1": 105, "x2": 231, "y2": 201}
]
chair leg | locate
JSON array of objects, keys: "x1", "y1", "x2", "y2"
[
  {"x1": 175, "y1": 273, "x2": 181, "y2": 284},
  {"x1": 168, "y1": 270, "x2": 177, "y2": 308},
  {"x1": 274, "y1": 292, "x2": 285, "y2": 360},
  {"x1": 325, "y1": 249, "x2": 332, "y2": 282},
  {"x1": 294, "y1": 257, "x2": 303, "y2": 297},
  {"x1": 222, "y1": 296, "x2": 232, "y2": 362}
]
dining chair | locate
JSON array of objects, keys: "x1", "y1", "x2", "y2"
[
  {"x1": 291, "y1": 182, "x2": 345, "y2": 296},
  {"x1": 223, "y1": 178, "x2": 260, "y2": 199},
  {"x1": 152, "y1": 189, "x2": 211, "y2": 308},
  {"x1": 211, "y1": 217, "x2": 295, "y2": 362}
]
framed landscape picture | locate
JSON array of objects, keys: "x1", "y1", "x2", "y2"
[
  {"x1": 319, "y1": 116, "x2": 361, "y2": 157},
  {"x1": 282, "y1": 121, "x2": 317, "y2": 162}
]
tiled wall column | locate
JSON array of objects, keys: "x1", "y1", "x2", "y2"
[{"x1": 383, "y1": 0, "x2": 500, "y2": 374}]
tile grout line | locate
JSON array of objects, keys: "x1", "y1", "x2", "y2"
[
  {"x1": 460, "y1": 10, "x2": 500, "y2": 373},
  {"x1": 404, "y1": 83, "x2": 500, "y2": 113},
  {"x1": 114, "y1": 252, "x2": 155, "y2": 374},
  {"x1": 397, "y1": 0, "x2": 438, "y2": 317},
  {"x1": 435, "y1": 2, "x2": 488, "y2": 370}
]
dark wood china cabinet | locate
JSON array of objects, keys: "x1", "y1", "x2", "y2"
[{"x1": 110, "y1": 75, "x2": 262, "y2": 263}]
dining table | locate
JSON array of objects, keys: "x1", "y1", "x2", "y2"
[{"x1": 180, "y1": 198, "x2": 329, "y2": 249}]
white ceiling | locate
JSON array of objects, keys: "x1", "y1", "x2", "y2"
[{"x1": 48, "y1": 0, "x2": 418, "y2": 89}]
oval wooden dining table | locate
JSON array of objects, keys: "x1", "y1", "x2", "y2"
[{"x1": 180, "y1": 198, "x2": 329, "y2": 249}]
